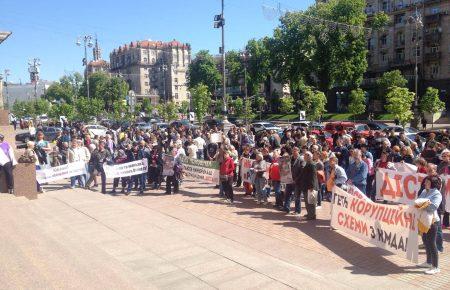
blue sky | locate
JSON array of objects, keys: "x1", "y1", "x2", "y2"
[{"x1": 0, "y1": 0, "x2": 314, "y2": 83}]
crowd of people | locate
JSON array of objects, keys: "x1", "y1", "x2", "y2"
[{"x1": 1, "y1": 119, "x2": 449, "y2": 275}]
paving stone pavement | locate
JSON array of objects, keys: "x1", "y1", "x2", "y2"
[{"x1": 0, "y1": 179, "x2": 449, "y2": 289}]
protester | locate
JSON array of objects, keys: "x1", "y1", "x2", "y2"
[{"x1": 0, "y1": 134, "x2": 17, "y2": 194}]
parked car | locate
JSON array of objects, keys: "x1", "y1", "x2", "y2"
[
  {"x1": 324, "y1": 121, "x2": 356, "y2": 135},
  {"x1": 383, "y1": 126, "x2": 419, "y2": 136},
  {"x1": 135, "y1": 122, "x2": 153, "y2": 131},
  {"x1": 417, "y1": 130, "x2": 449, "y2": 143},
  {"x1": 204, "y1": 119, "x2": 224, "y2": 129},
  {"x1": 15, "y1": 126, "x2": 62, "y2": 143},
  {"x1": 251, "y1": 122, "x2": 282, "y2": 133},
  {"x1": 170, "y1": 119, "x2": 198, "y2": 130},
  {"x1": 291, "y1": 121, "x2": 310, "y2": 130},
  {"x1": 353, "y1": 123, "x2": 370, "y2": 137},
  {"x1": 227, "y1": 117, "x2": 244, "y2": 126},
  {"x1": 365, "y1": 121, "x2": 388, "y2": 131},
  {"x1": 154, "y1": 122, "x2": 169, "y2": 131},
  {"x1": 85, "y1": 124, "x2": 108, "y2": 137}
]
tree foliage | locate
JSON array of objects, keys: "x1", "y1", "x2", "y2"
[
  {"x1": 44, "y1": 72, "x2": 83, "y2": 104},
  {"x1": 75, "y1": 97, "x2": 105, "y2": 122},
  {"x1": 49, "y1": 103, "x2": 75, "y2": 120},
  {"x1": 270, "y1": 0, "x2": 367, "y2": 98},
  {"x1": 376, "y1": 70, "x2": 408, "y2": 100},
  {"x1": 385, "y1": 86, "x2": 415, "y2": 127},
  {"x1": 299, "y1": 87, "x2": 327, "y2": 121},
  {"x1": 34, "y1": 99, "x2": 51, "y2": 116},
  {"x1": 279, "y1": 95, "x2": 295, "y2": 114},
  {"x1": 157, "y1": 101, "x2": 179, "y2": 122},
  {"x1": 371, "y1": 12, "x2": 390, "y2": 30},
  {"x1": 12, "y1": 100, "x2": 35, "y2": 118},
  {"x1": 226, "y1": 50, "x2": 244, "y2": 87},
  {"x1": 246, "y1": 38, "x2": 272, "y2": 95},
  {"x1": 179, "y1": 100, "x2": 190, "y2": 115},
  {"x1": 348, "y1": 88, "x2": 366, "y2": 116},
  {"x1": 188, "y1": 50, "x2": 221, "y2": 95},
  {"x1": 190, "y1": 84, "x2": 211, "y2": 123},
  {"x1": 419, "y1": 87, "x2": 445, "y2": 114},
  {"x1": 141, "y1": 98, "x2": 153, "y2": 116}
]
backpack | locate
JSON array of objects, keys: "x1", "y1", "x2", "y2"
[{"x1": 35, "y1": 146, "x2": 48, "y2": 164}]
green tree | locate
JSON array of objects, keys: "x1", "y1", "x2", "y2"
[
  {"x1": 270, "y1": 0, "x2": 368, "y2": 98},
  {"x1": 348, "y1": 88, "x2": 366, "y2": 117},
  {"x1": 254, "y1": 95, "x2": 267, "y2": 120},
  {"x1": 226, "y1": 50, "x2": 244, "y2": 87},
  {"x1": 371, "y1": 12, "x2": 390, "y2": 30},
  {"x1": 279, "y1": 95, "x2": 295, "y2": 114},
  {"x1": 419, "y1": 87, "x2": 445, "y2": 128},
  {"x1": 179, "y1": 100, "x2": 190, "y2": 115},
  {"x1": 190, "y1": 84, "x2": 211, "y2": 123},
  {"x1": 385, "y1": 86, "x2": 415, "y2": 127},
  {"x1": 299, "y1": 86, "x2": 327, "y2": 121},
  {"x1": 34, "y1": 99, "x2": 51, "y2": 116},
  {"x1": 246, "y1": 38, "x2": 272, "y2": 96},
  {"x1": 157, "y1": 101, "x2": 179, "y2": 122},
  {"x1": 75, "y1": 97, "x2": 105, "y2": 122},
  {"x1": 141, "y1": 98, "x2": 153, "y2": 116},
  {"x1": 49, "y1": 103, "x2": 75, "y2": 120},
  {"x1": 376, "y1": 70, "x2": 408, "y2": 100},
  {"x1": 188, "y1": 50, "x2": 221, "y2": 95},
  {"x1": 44, "y1": 72, "x2": 83, "y2": 104},
  {"x1": 12, "y1": 101, "x2": 34, "y2": 118},
  {"x1": 80, "y1": 72, "x2": 128, "y2": 111}
]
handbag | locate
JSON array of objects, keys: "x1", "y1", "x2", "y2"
[{"x1": 307, "y1": 189, "x2": 318, "y2": 205}]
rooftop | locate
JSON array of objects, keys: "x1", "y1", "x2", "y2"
[{"x1": 111, "y1": 39, "x2": 190, "y2": 54}]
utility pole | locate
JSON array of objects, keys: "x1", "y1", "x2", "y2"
[
  {"x1": 28, "y1": 59, "x2": 40, "y2": 100},
  {"x1": 161, "y1": 63, "x2": 168, "y2": 104},
  {"x1": 241, "y1": 50, "x2": 251, "y2": 128},
  {"x1": 4, "y1": 69, "x2": 10, "y2": 108},
  {"x1": 76, "y1": 35, "x2": 93, "y2": 98},
  {"x1": 214, "y1": 0, "x2": 227, "y2": 117},
  {"x1": 408, "y1": 6, "x2": 423, "y2": 128}
]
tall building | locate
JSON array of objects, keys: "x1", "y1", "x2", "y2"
[
  {"x1": 86, "y1": 37, "x2": 110, "y2": 76},
  {"x1": 364, "y1": 0, "x2": 450, "y2": 109},
  {"x1": 109, "y1": 40, "x2": 191, "y2": 105}
]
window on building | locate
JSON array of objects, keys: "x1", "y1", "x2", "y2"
[
  {"x1": 394, "y1": 14, "x2": 405, "y2": 25},
  {"x1": 381, "y1": 35, "x2": 388, "y2": 46},
  {"x1": 144, "y1": 74, "x2": 149, "y2": 78},
  {"x1": 382, "y1": 1, "x2": 389, "y2": 12},
  {"x1": 431, "y1": 64, "x2": 439, "y2": 76},
  {"x1": 396, "y1": 49, "x2": 405, "y2": 61},
  {"x1": 431, "y1": 7, "x2": 440, "y2": 15},
  {"x1": 174, "y1": 78, "x2": 178, "y2": 83},
  {"x1": 381, "y1": 52, "x2": 387, "y2": 62},
  {"x1": 175, "y1": 85, "x2": 178, "y2": 91},
  {"x1": 175, "y1": 93, "x2": 179, "y2": 99},
  {"x1": 431, "y1": 46, "x2": 440, "y2": 53},
  {"x1": 143, "y1": 57, "x2": 148, "y2": 63},
  {"x1": 145, "y1": 82, "x2": 149, "y2": 86}
]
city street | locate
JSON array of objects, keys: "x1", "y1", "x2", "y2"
[{"x1": 0, "y1": 179, "x2": 448, "y2": 289}]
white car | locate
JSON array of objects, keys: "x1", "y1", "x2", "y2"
[
  {"x1": 291, "y1": 121, "x2": 310, "y2": 129},
  {"x1": 251, "y1": 122, "x2": 282, "y2": 133},
  {"x1": 85, "y1": 125, "x2": 108, "y2": 137}
]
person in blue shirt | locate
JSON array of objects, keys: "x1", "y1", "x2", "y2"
[
  {"x1": 417, "y1": 176, "x2": 442, "y2": 275},
  {"x1": 346, "y1": 149, "x2": 368, "y2": 194}
]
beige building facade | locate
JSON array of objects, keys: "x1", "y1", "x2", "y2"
[
  {"x1": 364, "y1": 0, "x2": 450, "y2": 108},
  {"x1": 110, "y1": 40, "x2": 191, "y2": 105}
]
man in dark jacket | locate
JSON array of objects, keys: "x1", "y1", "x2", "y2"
[
  {"x1": 86, "y1": 141, "x2": 112, "y2": 194},
  {"x1": 301, "y1": 151, "x2": 319, "y2": 220},
  {"x1": 284, "y1": 147, "x2": 304, "y2": 214}
]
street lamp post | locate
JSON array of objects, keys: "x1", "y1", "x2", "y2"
[
  {"x1": 408, "y1": 6, "x2": 423, "y2": 128},
  {"x1": 241, "y1": 50, "x2": 251, "y2": 127},
  {"x1": 3, "y1": 69, "x2": 10, "y2": 108},
  {"x1": 214, "y1": 0, "x2": 227, "y2": 117},
  {"x1": 160, "y1": 64, "x2": 168, "y2": 104},
  {"x1": 28, "y1": 59, "x2": 40, "y2": 100},
  {"x1": 76, "y1": 35, "x2": 93, "y2": 98}
]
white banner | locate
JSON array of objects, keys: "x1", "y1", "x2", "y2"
[
  {"x1": 279, "y1": 156, "x2": 293, "y2": 184},
  {"x1": 180, "y1": 155, "x2": 220, "y2": 184},
  {"x1": 393, "y1": 162, "x2": 417, "y2": 173},
  {"x1": 331, "y1": 186, "x2": 419, "y2": 263},
  {"x1": 210, "y1": 133, "x2": 222, "y2": 144},
  {"x1": 104, "y1": 159, "x2": 148, "y2": 179},
  {"x1": 36, "y1": 161, "x2": 87, "y2": 184},
  {"x1": 376, "y1": 168, "x2": 450, "y2": 211}
]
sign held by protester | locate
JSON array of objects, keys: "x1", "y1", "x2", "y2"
[
  {"x1": 331, "y1": 186, "x2": 419, "y2": 263},
  {"x1": 162, "y1": 154, "x2": 175, "y2": 176},
  {"x1": 104, "y1": 159, "x2": 148, "y2": 179},
  {"x1": 180, "y1": 155, "x2": 220, "y2": 184},
  {"x1": 241, "y1": 158, "x2": 254, "y2": 183},
  {"x1": 36, "y1": 161, "x2": 87, "y2": 184},
  {"x1": 279, "y1": 156, "x2": 293, "y2": 184},
  {"x1": 210, "y1": 133, "x2": 222, "y2": 144}
]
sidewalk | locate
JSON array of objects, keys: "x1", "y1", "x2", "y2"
[{"x1": 0, "y1": 180, "x2": 448, "y2": 289}]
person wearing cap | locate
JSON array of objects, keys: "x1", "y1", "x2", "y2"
[{"x1": 0, "y1": 134, "x2": 17, "y2": 194}]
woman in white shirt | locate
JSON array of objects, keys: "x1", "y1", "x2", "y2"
[{"x1": 0, "y1": 134, "x2": 17, "y2": 194}]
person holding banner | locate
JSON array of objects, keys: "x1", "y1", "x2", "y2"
[
  {"x1": 68, "y1": 140, "x2": 85, "y2": 189},
  {"x1": 347, "y1": 149, "x2": 368, "y2": 195},
  {"x1": 85, "y1": 141, "x2": 111, "y2": 194},
  {"x1": 253, "y1": 153, "x2": 268, "y2": 205},
  {"x1": 416, "y1": 177, "x2": 442, "y2": 275}
]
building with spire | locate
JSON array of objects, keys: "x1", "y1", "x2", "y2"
[{"x1": 86, "y1": 36, "x2": 110, "y2": 76}]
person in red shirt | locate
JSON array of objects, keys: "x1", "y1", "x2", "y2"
[
  {"x1": 268, "y1": 150, "x2": 282, "y2": 208},
  {"x1": 220, "y1": 151, "x2": 236, "y2": 203}
]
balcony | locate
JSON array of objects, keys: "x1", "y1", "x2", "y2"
[
  {"x1": 424, "y1": 52, "x2": 441, "y2": 62},
  {"x1": 424, "y1": 0, "x2": 442, "y2": 5},
  {"x1": 389, "y1": 58, "x2": 414, "y2": 68},
  {"x1": 395, "y1": 40, "x2": 406, "y2": 48},
  {"x1": 424, "y1": 32, "x2": 441, "y2": 45},
  {"x1": 425, "y1": 14, "x2": 441, "y2": 24}
]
